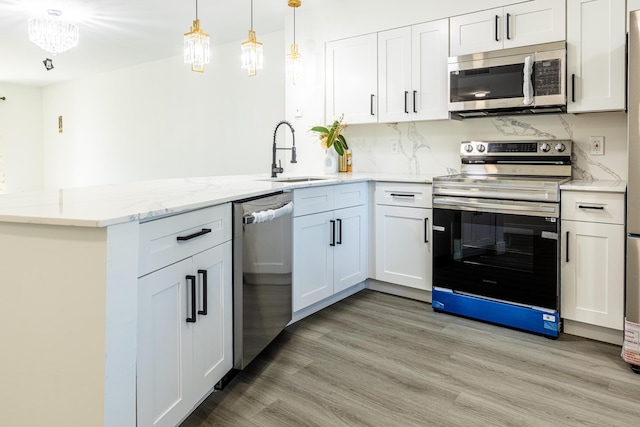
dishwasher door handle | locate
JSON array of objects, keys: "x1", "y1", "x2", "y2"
[{"x1": 243, "y1": 202, "x2": 293, "y2": 224}]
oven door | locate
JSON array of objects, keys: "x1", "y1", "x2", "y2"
[{"x1": 432, "y1": 196, "x2": 560, "y2": 310}]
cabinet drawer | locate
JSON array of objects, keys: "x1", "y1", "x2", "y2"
[
  {"x1": 375, "y1": 182, "x2": 432, "y2": 208},
  {"x1": 561, "y1": 191, "x2": 625, "y2": 225},
  {"x1": 139, "y1": 204, "x2": 231, "y2": 276},
  {"x1": 293, "y1": 186, "x2": 335, "y2": 217},
  {"x1": 334, "y1": 182, "x2": 368, "y2": 210}
]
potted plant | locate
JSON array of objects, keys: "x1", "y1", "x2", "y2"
[{"x1": 310, "y1": 114, "x2": 352, "y2": 172}]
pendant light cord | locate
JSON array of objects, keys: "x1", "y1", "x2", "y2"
[
  {"x1": 293, "y1": 6, "x2": 296, "y2": 44},
  {"x1": 251, "y1": 0, "x2": 254, "y2": 30},
  {"x1": 196, "y1": 0, "x2": 199, "y2": 20}
]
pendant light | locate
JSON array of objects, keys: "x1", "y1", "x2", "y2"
[
  {"x1": 285, "y1": 0, "x2": 302, "y2": 85},
  {"x1": 184, "y1": 0, "x2": 210, "y2": 73},
  {"x1": 241, "y1": 0, "x2": 264, "y2": 76}
]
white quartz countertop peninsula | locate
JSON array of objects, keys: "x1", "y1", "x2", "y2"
[
  {"x1": 560, "y1": 179, "x2": 627, "y2": 193},
  {"x1": 0, "y1": 172, "x2": 436, "y2": 227}
]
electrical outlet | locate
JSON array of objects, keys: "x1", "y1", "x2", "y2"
[
  {"x1": 390, "y1": 139, "x2": 399, "y2": 154},
  {"x1": 589, "y1": 136, "x2": 604, "y2": 155}
]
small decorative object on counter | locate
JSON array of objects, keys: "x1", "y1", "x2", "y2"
[
  {"x1": 310, "y1": 114, "x2": 350, "y2": 172},
  {"x1": 346, "y1": 149, "x2": 352, "y2": 172}
]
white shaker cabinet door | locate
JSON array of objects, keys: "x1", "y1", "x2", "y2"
[
  {"x1": 412, "y1": 19, "x2": 449, "y2": 121},
  {"x1": 375, "y1": 205, "x2": 432, "y2": 291},
  {"x1": 450, "y1": 7, "x2": 503, "y2": 57},
  {"x1": 333, "y1": 205, "x2": 368, "y2": 294},
  {"x1": 326, "y1": 34, "x2": 378, "y2": 124},
  {"x1": 137, "y1": 258, "x2": 194, "y2": 427},
  {"x1": 378, "y1": 26, "x2": 412, "y2": 123}
]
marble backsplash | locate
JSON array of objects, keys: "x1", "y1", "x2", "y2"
[{"x1": 344, "y1": 112, "x2": 628, "y2": 181}]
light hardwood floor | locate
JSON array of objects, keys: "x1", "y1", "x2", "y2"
[{"x1": 181, "y1": 290, "x2": 640, "y2": 427}]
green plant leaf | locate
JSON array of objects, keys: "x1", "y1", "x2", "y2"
[
  {"x1": 310, "y1": 126, "x2": 329, "y2": 134},
  {"x1": 337, "y1": 134, "x2": 348, "y2": 149},
  {"x1": 334, "y1": 139, "x2": 345, "y2": 156}
]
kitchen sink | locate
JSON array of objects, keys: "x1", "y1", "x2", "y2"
[{"x1": 259, "y1": 177, "x2": 330, "y2": 183}]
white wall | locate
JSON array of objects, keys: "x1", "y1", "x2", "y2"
[
  {"x1": 0, "y1": 83, "x2": 43, "y2": 193},
  {"x1": 42, "y1": 30, "x2": 285, "y2": 189},
  {"x1": 285, "y1": 0, "x2": 628, "y2": 182}
]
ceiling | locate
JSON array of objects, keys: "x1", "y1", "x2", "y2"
[{"x1": 0, "y1": 0, "x2": 301, "y2": 87}]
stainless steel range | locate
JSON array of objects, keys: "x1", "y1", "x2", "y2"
[{"x1": 431, "y1": 140, "x2": 572, "y2": 338}]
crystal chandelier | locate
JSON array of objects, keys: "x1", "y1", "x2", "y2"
[
  {"x1": 28, "y1": 10, "x2": 79, "y2": 55},
  {"x1": 285, "y1": 0, "x2": 302, "y2": 85},
  {"x1": 241, "y1": 0, "x2": 264, "y2": 76},
  {"x1": 184, "y1": 0, "x2": 211, "y2": 73}
]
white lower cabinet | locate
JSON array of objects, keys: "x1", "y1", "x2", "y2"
[
  {"x1": 374, "y1": 182, "x2": 432, "y2": 291},
  {"x1": 293, "y1": 184, "x2": 368, "y2": 312},
  {"x1": 137, "y1": 205, "x2": 232, "y2": 427},
  {"x1": 561, "y1": 191, "x2": 625, "y2": 332}
]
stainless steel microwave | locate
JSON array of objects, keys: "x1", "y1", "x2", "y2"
[{"x1": 448, "y1": 42, "x2": 566, "y2": 119}]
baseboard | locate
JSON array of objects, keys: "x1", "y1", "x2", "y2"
[
  {"x1": 563, "y1": 319, "x2": 623, "y2": 346},
  {"x1": 365, "y1": 279, "x2": 432, "y2": 303},
  {"x1": 290, "y1": 282, "x2": 366, "y2": 324}
]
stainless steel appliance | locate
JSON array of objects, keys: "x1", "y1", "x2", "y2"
[
  {"x1": 432, "y1": 140, "x2": 572, "y2": 338},
  {"x1": 449, "y1": 42, "x2": 566, "y2": 119},
  {"x1": 233, "y1": 191, "x2": 293, "y2": 370},
  {"x1": 623, "y1": 10, "x2": 640, "y2": 373}
]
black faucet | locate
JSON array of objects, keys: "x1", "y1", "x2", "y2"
[{"x1": 271, "y1": 120, "x2": 297, "y2": 178}]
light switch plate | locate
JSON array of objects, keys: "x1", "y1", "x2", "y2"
[{"x1": 589, "y1": 136, "x2": 604, "y2": 155}]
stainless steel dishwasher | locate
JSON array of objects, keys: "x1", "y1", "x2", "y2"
[{"x1": 233, "y1": 191, "x2": 293, "y2": 370}]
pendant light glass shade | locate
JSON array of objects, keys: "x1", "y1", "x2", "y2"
[
  {"x1": 184, "y1": 1, "x2": 210, "y2": 73},
  {"x1": 240, "y1": 1, "x2": 263, "y2": 76},
  {"x1": 286, "y1": 0, "x2": 302, "y2": 85},
  {"x1": 28, "y1": 9, "x2": 79, "y2": 55},
  {"x1": 241, "y1": 30, "x2": 264, "y2": 76}
]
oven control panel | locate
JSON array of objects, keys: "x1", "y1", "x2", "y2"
[{"x1": 460, "y1": 140, "x2": 571, "y2": 156}]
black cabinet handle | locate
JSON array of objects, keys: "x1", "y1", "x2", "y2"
[
  {"x1": 337, "y1": 219, "x2": 343, "y2": 245},
  {"x1": 413, "y1": 90, "x2": 418, "y2": 113},
  {"x1": 177, "y1": 228, "x2": 211, "y2": 242},
  {"x1": 390, "y1": 193, "x2": 415, "y2": 198},
  {"x1": 506, "y1": 13, "x2": 511, "y2": 40},
  {"x1": 571, "y1": 74, "x2": 576, "y2": 103},
  {"x1": 370, "y1": 94, "x2": 375, "y2": 116},
  {"x1": 578, "y1": 205, "x2": 605, "y2": 210},
  {"x1": 197, "y1": 269, "x2": 208, "y2": 316},
  {"x1": 404, "y1": 91, "x2": 409, "y2": 114},
  {"x1": 330, "y1": 220, "x2": 336, "y2": 247},
  {"x1": 186, "y1": 275, "x2": 197, "y2": 323},
  {"x1": 495, "y1": 15, "x2": 500, "y2": 42},
  {"x1": 424, "y1": 218, "x2": 429, "y2": 243},
  {"x1": 566, "y1": 231, "x2": 569, "y2": 263}
]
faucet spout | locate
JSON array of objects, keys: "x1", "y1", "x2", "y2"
[{"x1": 272, "y1": 120, "x2": 297, "y2": 178}]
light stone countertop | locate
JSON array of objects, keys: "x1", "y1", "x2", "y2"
[
  {"x1": 0, "y1": 172, "x2": 437, "y2": 228},
  {"x1": 560, "y1": 179, "x2": 627, "y2": 193}
]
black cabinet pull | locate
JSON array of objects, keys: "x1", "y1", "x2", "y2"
[
  {"x1": 330, "y1": 220, "x2": 336, "y2": 247},
  {"x1": 186, "y1": 275, "x2": 197, "y2": 323},
  {"x1": 506, "y1": 13, "x2": 511, "y2": 40},
  {"x1": 198, "y1": 269, "x2": 208, "y2": 315},
  {"x1": 566, "y1": 231, "x2": 569, "y2": 263},
  {"x1": 177, "y1": 228, "x2": 211, "y2": 242},
  {"x1": 337, "y1": 219, "x2": 343, "y2": 245},
  {"x1": 571, "y1": 74, "x2": 576, "y2": 103},
  {"x1": 370, "y1": 94, "x2": 375, "y2": 116},
  {"x1": 390, "y1": 193, "x2": 415, "y2": 198},
  {"x1": 404, "y1": 91, "x2": 409, "y2": 114},
  {"x1": 413, "y1": 90, "x2": 418, "y2": 113},
  {"x1": 578, "y1": 205, "x2": 605, "y2": 210},
  {"x1": 424, "y1": 218, "x2": 429, "y2": 243},
  {"x1": 495, "y1": 15, "x2": 500, "y2": 42}
]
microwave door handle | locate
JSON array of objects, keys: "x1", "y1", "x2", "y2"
[{"x1": 523, "y1": 55, "x2": 534, "y2": 106}]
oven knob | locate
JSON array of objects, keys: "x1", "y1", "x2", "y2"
[
  {"x1": 464, "y1": 144, "x2": 473, "y2": 153},
  {"x1": 555, "y1": 143, "x2": 566, "y2": 152},
  {"x1": 476, "y1": 144, "x2": 486, "y2": 153},
  {"x1": 540, "y1": 143, "x2": 551, "y2": 152}
]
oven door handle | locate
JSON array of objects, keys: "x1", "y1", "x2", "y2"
[{"x1": 433, "y1": 197, "x2": 558, "y2": 217}]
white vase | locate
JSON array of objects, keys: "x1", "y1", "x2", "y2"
[{"x1": 323, "y1": 151, "x2": 338, "y2": 173}]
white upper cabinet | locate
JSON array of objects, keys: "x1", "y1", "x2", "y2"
[
  {"x1": 378, "y1": 19, "x2": 449, "y2": 123},
  {"x1": 567, "y1": 0, "x2": 626, "y2": 113},
  {"x1": 326, "y1": 34, "x2": 378, "y2": 124},
  {"x1": 450, "y1": 0, "x2": 566, "y2": 57}
]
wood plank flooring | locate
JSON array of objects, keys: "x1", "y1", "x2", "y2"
[{"x1": 181, "y1": 290, "x2": 640, "y2": 427}]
